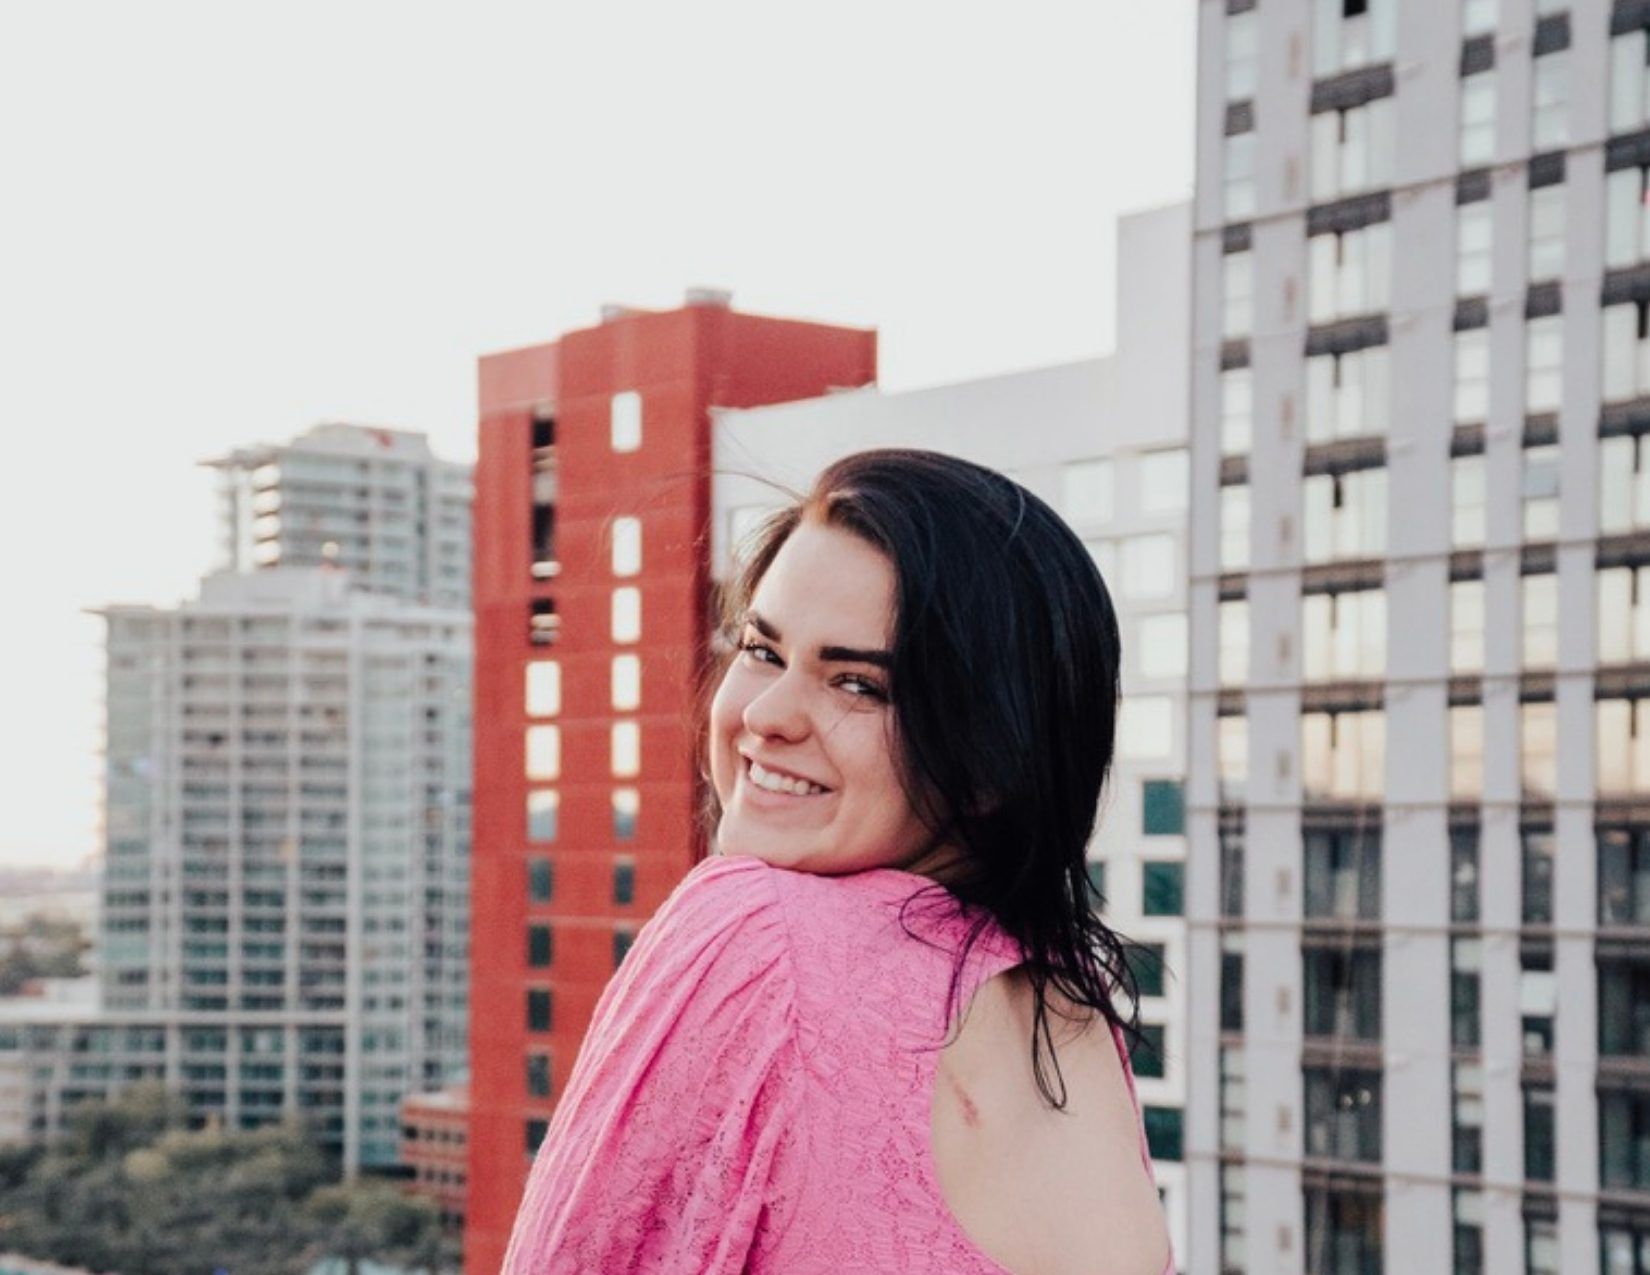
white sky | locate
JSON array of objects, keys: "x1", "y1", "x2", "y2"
[{"x1": 0, "y1": 2, "x2": 1195, "y2": 871}]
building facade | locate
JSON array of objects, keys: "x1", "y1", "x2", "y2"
[
  {"x1": 206, "y1": 423, "x2": 472, "y2": 610},
  {"x1": 1189, "y1": 2, "x2": 1650, "y2": 1272},
  {"x1": 712, "y1": 202, "x2": 1195, "y2": 1264},
  {"x1": 89, "y1": 567, "x2": 472, "y2": 1171},
  {"x1": 463, "y1": 294, "x2": 877, "y2": 1274}
]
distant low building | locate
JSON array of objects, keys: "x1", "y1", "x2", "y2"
[{"x1": 400, "y1": 1085, "x2": 467, "y2": 1231}]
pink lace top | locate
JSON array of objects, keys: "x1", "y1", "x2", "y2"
[{"x1": 503, "y1": 853, "x2": 1172, "y2": 1274}]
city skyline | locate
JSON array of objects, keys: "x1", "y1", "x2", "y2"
[{"x1": 0, "y1": 2, "x2": 1196, "y2": 872}]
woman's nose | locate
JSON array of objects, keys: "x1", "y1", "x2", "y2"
[{"x1": 741, "y1": 668, "x2": 810, "y2": 741}]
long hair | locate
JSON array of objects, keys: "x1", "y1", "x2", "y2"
[{"x1": 695, "y1": 448, "x2": 1139, "y2": 1109}]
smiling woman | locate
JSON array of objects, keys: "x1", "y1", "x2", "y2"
[{"x1": 504, "y1": 449, "x2": 1173, "y2": 1275}]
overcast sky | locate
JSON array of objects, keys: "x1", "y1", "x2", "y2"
[{"x1": 0, "y1": 1, "x2": 1195, "y2": 870}]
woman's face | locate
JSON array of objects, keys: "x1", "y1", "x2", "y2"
[{"x1": 709, "y1": 518, "x2": 951, "y2": 878}]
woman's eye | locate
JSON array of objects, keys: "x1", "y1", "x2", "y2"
[
  {"x1": 837, "y1": 675, "x2": 887, "y2": 701},
  {"x1": 738, "y1": 639, "x2": 780, "y2": 666}
]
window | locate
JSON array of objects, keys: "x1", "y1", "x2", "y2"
[
  {"x1": 612, "y1": 788, "x2": 639, "y2": 841},
  {"x1": 1452, "y1": 454, "x2": 1486, "y2": 548},
  {"x1": 1062, "y1": 459, "x2": 1114, "y2": 524},
  {"x1": 1525, "y1": 318, "x2": 1563, "y2": 416},
  {"x1": 611, "y1": 587, "x2": 641, "y2": 644},
  {"x1": 1304, "y1": 1068, "x2": 1382, "y2": 1162},
  {"x1": 1521, "y1": 831, "x2": 1554, "y2": 925},
  {"x1": 1306, "y1": 345, "x2": 1390, "y2": 441},
  {"x1": 525, "y1": 725, "x2": 560, "y2": 781},
  {"x1": 526, "y1": 661, "x2": 561, "y2": 717},
  {"x1": 526, "y1": 1053, "x2": 551, "y2": 1099},
  {"x1": 1308, "y1": 223, "x2": 1392, "y2": 323},
  {"x1": 1302, "y1": 711, "x2": 1387, "y2": 803},
  {"x1": 1599, "y1": 828, "x2": 1650, "y2": 926},
  {"x1": 1119, "y1": 696, "x2": 1174, "y2": 759},
  {"x1": 1129, "y1": 943, "x2": 1167, "y2": 998},
  {"x1": 1219, "y1": 599, "x2": 1249, "y2": 687},
  {"x1": 1220, "y1": 934, "x2": 1244, "y2": 1033},
  {"x1": 1524, "y1": 183, "x2": 1564, "y2": 283},
  {"x1": 1221, "y1": 366, "x2": 1253, "y2": 456},
  {"x1": 1456, "y1": 201, "x2": 1493, "y2": 297},
  {"x1": 1531, "y1": 52, "x2": 1569, "y2": 151},
  {"x1": 1120, "y1": 533, "x2": 1177, "y2": 599},
  {"x1": 1451, "y1": 579, "x2": 1485, "y2": 674},
  {"x1": 1304, "y1": 829, "x2": 1381, "y2": 920},
  {"x1": 1451, "y1": 827, "x2": 1480, "y2": 923},
  {"x1": 1523, "y1": 1083, "x2": 1555, "y2": 1181},
  {"x1": 530, "y1": 598, "x2": 560, "y2": 647},
  {"x1": 1220, "y1": 485, "x2": 1250, "y2": 572},
  {"x1": 1224, "y1": 251, "x2": 1254, "y2": 339},
  {"x1": 1597, "y1": 697, "x2": 1650, "y2": 795},
  {"x1": 1142, "y1": 779, "x2": 1185, "y2": 836},
  {"x1": 1599, "y1": 955, "x2": 1650, "y2": 1059},
  {"x1": 1453, "y1": 1064, "x2": 1485, "y2": 1174},
  {"x1": 526, "y1": 1118, "x2": 549, "y2": 1154},
  {"x1": 1220, "y1": 825, "x2": 1244, "y2": 918},
  {"x1": 1142, "y1": 862, "x2": 1185, "y2": 917},
  {"x1": 1303, "y1": 468, "x2": 1386, "y2": 563},
  {"x1": 526, "y1": 988, "x2": 553, "y2": 1033},
  {"x1": 1226, "y1": 10, "x2": 1257, "y2": 101},
  {"x1": 1139, "y1": 449, "x2": 1189, "y2": 515},
  {"x1": 527, "y1": 924, "x2": 552, "y2": 968},
  {"x1": 1312, "y1": 0, "x2": 1395, "y2": 77},
  {"x1": 1521, "y1": 947, "x2": 1556, "y2": 1056},
  {"x1": 1086, "y1": 858, "x2": 1106, "y2": 905},
  {"x1": 1452, "y1": 938, "x2": 1482, "y2": 1049},
  {"x1": 1521, "y1": 702, "x2": 1557, "y2": 799},
  {"x1": 1603, "y1": 300, "x2": 1650, "y2": 403},
  {"x1": 610, "y1": 391, "x2": 642, "y2": 452},
  {"x1": 1301, "y1": 587, "x2": 1386, "y2": 681},
  {"x1": 1461, "y1": 0, "x2": 1496, "y2": 35},
  {"x1": 1601, "y1": 1089, "x2": 1650, "y2": 1191},
  {"x1": 1453, "y1": 1190, "x2": 1484, "y2": 1275},
  {"x1": 527, "y1": 857, "x2": 553, "y2": 903},
  {"x1": 1142, "y1": 1106, "x2": 1183, "y2": 1162},
  {"x1": 611, "y1": 516, "x2": 642, "y2": 577},
  {"x1": 1599, "y1": 433, "x2": 1650, "y2": 533},
  {"x1": 1612, "y1": 27, "x2": 1650, "y2": 135},
  {"x1": 1310, "y1": 97, "x2": 1395, "y2": 204},
  {"x1": 613, "y1": 928, "x2": 635, "y2": 969},
  {"x1": 611, "y1": 654, "x2": 641, "y2": 711},
  {"x1": 1220, "y1": 1160, "x2": 1247, "y2": 1265},
  {"x1": 1452, "y1": 705, "x2": 1491, "y2": 795},
  {"x1": 1225, "y1": 132, "x2": 1256, "y2": 220},
  {"x1": 1218, "y1": 716, "x2": 1249, "y2": 801},
  {"x1": 613, "y1": 859, "x2": 635, "y2": 906},
  {"x1": 1136, "y1": 613, "x2": 1187, "y2": 680},
  {"x1": 527, "y1": 791, "x2": 559, "y2": 843},
  {"x1": 1606, "y1": 164, "x2": 1650, "y2": 269},
  {"x1": 1453, "y1": 327, "x2": 1489, "y2": 424},
  {"x1": 1460, "y1": 71, "x2": 1497, "y2": 168},
  {"x1": 1131, "y1": 1024, "x2": 1166, "y2": 1080},
  {"x1": 1522, "y1": 573, "x2": 1558, "y2": 668},
  {"x1": 611, "y1": 721, "x2": 641, "y2": 779},
  {"x1": 1303, "y1": 948, "x2": 1381, "y2": 1040}
]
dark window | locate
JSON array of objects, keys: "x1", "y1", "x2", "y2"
[
  {"x1": 525, "y1": 1118, "x2": 548, "y2": 1154},
  {"x1": 1221, "y1": 946, "x2": 1245, "y2": 1033},
  {"x1": 1304, "y1": 829, "x2": 1381, "y2": 921},
  {"x1": 1220, "y1": 826, "x2": 1245, "y2": 918},
  {"x1": 612, "y1": 791, "x2": 638, "y2": 841},
  {"x1": 1452, "y1": 1065, "x2": 1483, "y2": 1175},
  {"x1": 1142, "y1": 1105, "x2": 1183, "y2": 1161},
  {"x1": 1132, "y1": 1023, "x2": 1167, "y2": 1079},
  {"x1": 1599, "y1": 954, "x2": 1650, "y2": 1057},
  {"x1": 613, "y1": 929, "x2": 634, "y2": 969},
  {"x1": 1451, "y1": 1190, "x2": 1483, "y2": 1275},
  {"x1": 1521, "y1": 946, "x2": 1555, "y2": 1058},
  {"x1": 1304, "y1": 1067, "x2": 1382, "y2": 1163},
  {"x1": 530, "y1": 599, "x2": 560, "y2": 647},
  {"x1": 1451, "y1": 939, "x2": 1482, "y2": 1050},
  {"x1": 1601, "y1": 1088, "x2": 1650, "y2": 1192},
  {"x1": 1130, "y1": 944, "x2": 1168, "y2": 999},
  {"x1": 1086, "y1": 859, "x2": 1106, "y2": 907},
  {"x1": 1304, "y1": 1187, "x2": 1382, "y2": 1275},
  {"x1": 527, "y1": 989, "x2": 552, "y2": 1033},
  {"x1": 526, "y1": 1053, "x2": 551, "y2": 1099},
  {"x1": 1523, "y1": 1084, "x2": 1555, "y2": 1182},
  {"x1": 1303, "y1": 948, "x2": 1381, "y2": 1041},
  {"x1": 1599, "y1": 828, "x2": 1650, "y2": 926},
  {"x1": 1521, "y1": 830, "x2": 1554, "y2": 926},
  {"x1": 1142, "y1": 780, "x2": 1185, "y2": 836},
  {"x1": 527, "y1": 857, "x2": 553, "y2": 904},
  {"x1": 613, "y1": 860, "x2": 635, "y2": 907},
  {"x1": 1450, "y1": 827, "x2": 1479, "y2": 924},
  {"x1": 527, "y1": 924, "x2": 552, "y2": 968},
  {"x1": 1343, "y1": 0, "x2": 1368, "y2": 18},
  {"x1": 1142, "y1": 861, "x2": 1184, "y2": 917}
]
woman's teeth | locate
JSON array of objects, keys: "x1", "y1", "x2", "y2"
[{"x1": 748, "y1": 759, "x2": 829, "y2": 796}]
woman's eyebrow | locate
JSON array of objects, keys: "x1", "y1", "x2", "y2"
[{"x1": 743, "y1": 609, "x2": 893, "y2": 669}]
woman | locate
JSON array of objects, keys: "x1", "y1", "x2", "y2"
[{"x1": 503, "y1": 450, "x2": 1174, "y2": 1274}]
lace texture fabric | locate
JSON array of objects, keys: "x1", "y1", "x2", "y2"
[{"x1": 502, "y1": 853, "x2": 1172, "y2": 1275}]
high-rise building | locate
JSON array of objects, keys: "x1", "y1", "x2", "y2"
[
  {"x1": 712, "y1": 201, "x2": 1195, "y2": 1262},
  {"x1": 464, "y1": 293, "x2": 877, "y2": 1274},
  {"x1": 1188, "y1": 3, "x2": 1649, "y2": 1272},
  {"x1": 205, "y1": 423, "x2": 472, "y2": 609},
  {"x1": 95, "y1": 567, "x2": 471, "y2": 1171}
]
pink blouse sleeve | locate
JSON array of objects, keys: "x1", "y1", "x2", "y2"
[{"x1": 502, "y1": 854, "x2": 804, "y2": 1275}]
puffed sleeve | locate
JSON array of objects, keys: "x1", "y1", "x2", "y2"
[{"x1": 502, "y1": 853, "x2": 805, "y2": 1274}]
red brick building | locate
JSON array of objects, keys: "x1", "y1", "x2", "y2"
[
  {"x1": 400, "y1": 1086, "x2": 468, "y2": 1232},
  {"x1": 464, "y1": 295, "x2": 876, "y2": 1273}
]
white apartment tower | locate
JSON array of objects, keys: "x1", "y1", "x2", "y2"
[{"x1": 1189, "y1": 3, "x2": 1650, "y2": 1273}]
